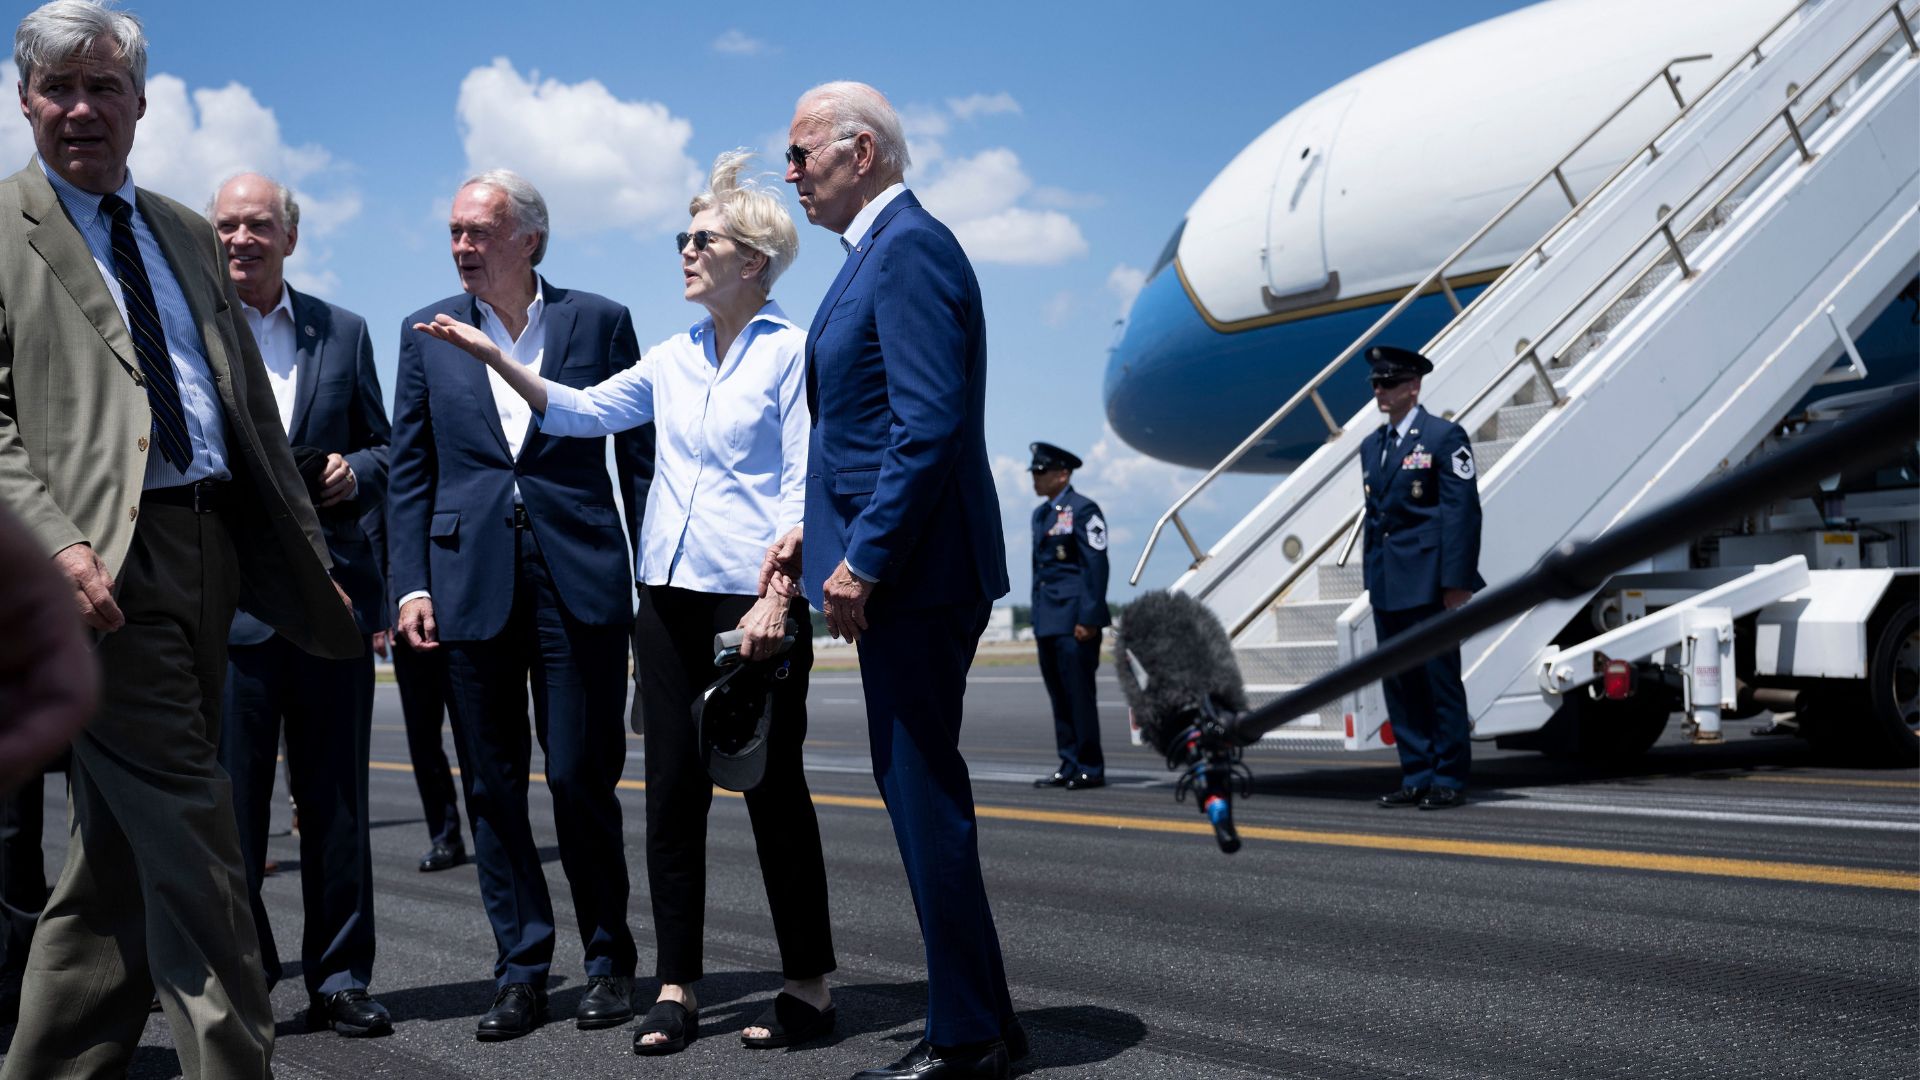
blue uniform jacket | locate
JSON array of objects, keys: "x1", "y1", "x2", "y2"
[
  {"x1": 1360, "y1": 405, "x2": 1485, "y2": 612},
  {"x1": 802, "y1": 191, "x2": 1009, "y2": 612},
  {"x1": 388, "y1": 280, "x2": 653, "y2": 641},
  {"x1": 1029, "y1": 486, "x2": 1111, "y2": 638},
  {"x1": 231, "y1": 289, "x2": 389, "y2": 643}
]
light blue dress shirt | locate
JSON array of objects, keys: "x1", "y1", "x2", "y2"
[
  {"x1": 42, "y1": 163, "x2": 230, "y2": 489},
  {"x1": 540, "y1": 299, "x2": 809, "y2": 597}
]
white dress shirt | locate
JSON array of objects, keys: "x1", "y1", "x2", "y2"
[
  {"x1": 243, "y1": 284, "x2": 299, "y2": 432},
  {"x1": 840, "y1": 182, "x2": 907, "y2": 254},
  {"x1": 476, "y1": 281, "x2": 546, "y2": 465},
  {"x1": 540, "y1": 299, "x2": 809, "y2": 597},
  {"x1": 41, "y1": 162, "x2": 231, "y2": 489},
  {"x1": 1381, "y1": 404, "x2": 1425, "y2": 467}
]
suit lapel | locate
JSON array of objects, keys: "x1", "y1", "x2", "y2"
[
  {"x1": 460, "y1": 293, "x2": 513, "y2": 461},
  {"x1": 804, "y1": 192, "x2": 922, "y2": 413},
  {"x1": 18, "y1": 167, "x2": 137, "y2": 374},
  {"x1": 523, "y1": 281, "x2": 574, "y2": 462},
  {"x1": 288, "y1": 287, "x2": 322, "y2": 440}
]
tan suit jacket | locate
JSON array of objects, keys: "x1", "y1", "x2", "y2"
[{"x1": 0, "y1": 161, "x2": 358, "y2": 659}]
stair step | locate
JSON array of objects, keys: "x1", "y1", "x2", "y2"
[
  {"x1": 1316, "y1": 561, "x2": 1365, "y2": 601},
  {"x1": 1269, "y1": 599, "x2": 1353, "y2": 642},
  {"x1": 1477, "y1": 437, "x2": 1516, "y2": 471},
  {"x1": 1236, "y1": 642, "x2": 1339, "y2": 685},
  {"x1": 1495, "y1": 400, "x2": 1552, "y2": 441},
  {"x1": 1243, "y1": 684, "x2": 1339, "y2": 730}
]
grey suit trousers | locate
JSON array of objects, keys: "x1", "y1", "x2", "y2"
[{"x1": 2, "y1": 501, "x2": 275, "y2": 1080}]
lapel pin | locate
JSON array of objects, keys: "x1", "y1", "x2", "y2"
[{"x1": 304, "y1": 325, "x2": 316, "y2": 337}]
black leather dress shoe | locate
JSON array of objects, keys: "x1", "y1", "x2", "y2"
[
  {"x1": 1032, "y1": 771, "x2": 1068, "y2": 788},
  {"x1": 1378, "y1": 786, "x2": 1427, "y2": 808},
  {"x1": 1064, "y1": 772, "x2": 1104, "y2": 790},
  {"x1": 476, "y1": 983, "x2": 547, "y2": 1041},
  {"x1": 1418, "y1": 787, "x2": 1466, "y2": 810},
  {"x1": 419, "y1": 841, "x2": 466, "y2": 873},
  {"x1": 575, "y1": 974, "x2": 635, "y2": 1030},
  {"x1": 851, "y1": 1038, "x2": 1009, "y2": 1079},
  {"x1": 307, "y1": 987, "x2": 393, "y2": 1037}
]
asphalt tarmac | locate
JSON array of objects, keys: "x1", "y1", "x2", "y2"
[{"x1": 4, "y1": 657, "x2": 1916, "y2": 1079}]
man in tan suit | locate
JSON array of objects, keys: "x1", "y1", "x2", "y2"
[{"x1": 0, "y1": 2, "x2": 360, "y2": 1075}]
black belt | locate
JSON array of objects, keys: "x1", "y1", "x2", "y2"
[{"x1": 144, "y1": 479, "x2": 230, "y2": 514}]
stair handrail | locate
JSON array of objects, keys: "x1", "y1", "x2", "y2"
[
  {"x1": 1224, "y1": 0, "x2": 1919, "y2": 637},
  {"x1": 1130, "y1": 3, "x2": 1827, "y2": 588}
]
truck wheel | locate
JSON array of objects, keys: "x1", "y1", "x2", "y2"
[
  {"x1": 1575, "y1": 693, "x2": 1672, "y2": 762},
  {"x1": 1860, "y1": 600, "x2": 1919, "y2": 764}
]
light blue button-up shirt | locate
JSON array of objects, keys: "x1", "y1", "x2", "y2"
[
  {"x1": 42, "y1": 163, "x2": 230, "y2": 489},
  {"x1": 540, "y1": 299, "x2": 809, "y2": 596}
]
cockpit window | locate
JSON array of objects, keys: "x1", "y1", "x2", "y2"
[{"x1": 1149, "y1": 219, "x2": 1186, "y2": 279}]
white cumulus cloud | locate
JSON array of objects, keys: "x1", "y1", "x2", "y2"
[
  {"x1": 947, "y1": 92, "x2": 1021, "y2": 122},
  {"x1": 711, "y1": 29, "x2": 773, "y2": 56},
  {"x1": 0, "y1": 63, "x2": 359, "y2": 296},
  {"x1": 915, "y1": 148, "x2": 1087, "y2": 266},
  {"x1": 456, "y1": 58, "x2": 702, "y2": 237},
  {"x1": 1106, "y1": 264, "x2": 1148, "y2": 315}
]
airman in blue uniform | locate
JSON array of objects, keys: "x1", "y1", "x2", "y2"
[
  {"x1": 1027, "y1": 443, "x2": 1112, "y2": 791},
  {"x1": 1359, "y1": 347, "x2": 1485, "y2": 810}
]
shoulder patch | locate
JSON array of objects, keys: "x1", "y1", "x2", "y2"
[
  {"x1": 1085, "y1": 514, "x2": 1109, "y2": 552},
  {"x1": 1451, "y1": 446, "x2": 1476, "y2": 480}
]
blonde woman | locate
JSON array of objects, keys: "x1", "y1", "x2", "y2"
[{"x1": 416, "y1": 152, "x2": 835, "y2": 1055}]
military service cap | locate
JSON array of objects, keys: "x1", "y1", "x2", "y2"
[
  {"x1": 1365, "y1": 345, "x2": 1435, "y2": 383},
  {"x1": 1029, "y1": 441, "x2": 1083, "y2": 472}
]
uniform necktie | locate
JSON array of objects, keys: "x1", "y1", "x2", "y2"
[
  {"x1": 99, "y1": 192, "x2": 190, "y2": 470},
  {"x1": 1379, "y1": 424, "x2": 1393, "y2": 469}
]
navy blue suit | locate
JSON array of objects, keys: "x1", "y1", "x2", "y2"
[
  {"x1": 389, "y1": 279, "x2": 651, "y2": 988},
  {"x1": 219, "y1": 289, "x2": 387, "y2": 1000},
  {"x1": 1031, "y1": 486, "x2": 1111, "y2": 779},
  {"x1": 804, "y1": 191, "x2": 1015, "y2": 1046},
  {"x1": 1360, "y1": 404, "x2": 1484, "y2": 791}
]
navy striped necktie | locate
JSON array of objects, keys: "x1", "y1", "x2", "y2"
[{"x1": 99, "y1": 192, "x2": 190, "y2": 471}]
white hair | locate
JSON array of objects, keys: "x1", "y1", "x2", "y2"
[
  {"x1": 205, "y1": 172, "x2": 300, "y2": 230},
  {"x1": 690, "y1": 151, "x2": 798, "y2": 291},
  {"x1": 796, "y1": 80, "x2": 911, "y2": 176},
  {"x1": 461, "y1": 169, "x2": 550, "y2": 266},
  {"x1": 14, "y1": 0, "x2": 147, "y2": 92}
]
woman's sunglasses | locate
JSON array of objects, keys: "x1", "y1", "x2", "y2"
[{"x1": 676, "y1": 230, "x2": 728, "y2": 253}]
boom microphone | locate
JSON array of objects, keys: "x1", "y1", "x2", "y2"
[
  {"x1": 1114, "y1": 591, "x2": 1254, "y2": 853},
  {"x1": 1113, "y1": 590, "x2": 1248, "y2": 758}
]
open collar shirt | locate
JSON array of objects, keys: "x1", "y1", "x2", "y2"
[
  {"x1": 242, "y1": 283, "x2": 299, "y2": 432},
  {"x1": 539, "y1": 299, "x2": 809, "y2": 596},
  {"x1": 43, "y1": 161, "x2": 231, "y2": 489}
]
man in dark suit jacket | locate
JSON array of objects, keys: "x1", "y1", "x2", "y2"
[
  {"x1": 0, "y1": 4, "x2": 359, "y2": 1075},
  {"x1": 1359, "y1": 346, "x2": 1485, "y2": 811},
  {"x1": 769, "y1": 81, "x2": 1023, "y2": 1080},
  {"x1": 390, "y1": 170, "x2": 651, "y2": 1041},
  {"x1": 209, "y1": 173, "x2": 393, "y2": 1037}
]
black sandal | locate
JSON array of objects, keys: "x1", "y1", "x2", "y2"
[
  {"x1": 740, "y1": 992, "x2": 837, "y2": 1049},
  {"x1": 632, "y1": 999, "x2": 699, "y2": 1055}
]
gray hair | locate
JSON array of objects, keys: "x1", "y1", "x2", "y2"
[
  {"x1": 461, "y1": 169, "x2": 549, "y2": 266},
  {"x1": 14, "y1": 0, "x2": 147, "y2": 93},
  {"x1": 797, "y1": 81, "x2": 911, "y2": 176},
  {"x1": 205, "y1": 172, "x2": 300, "y2": 230},
  {"x1": 690, "y1": 151, "x2": 798, "y2": 292}
]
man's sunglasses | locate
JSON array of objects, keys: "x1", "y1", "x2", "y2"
[
  {"x1": 676, "y1": 230, "x2": 729, "y2": 253},
  {"x1": 784, "y1": 134, "x2": 856, "y2": 169},
  {"x1": 1369, "y1": 375, "x2": 1412, "y2": 390}
]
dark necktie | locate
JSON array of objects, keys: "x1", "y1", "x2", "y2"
[
  {"x1": 1379, "y1": 424, "x2": 1393, "y2": 470},
  {"x1": 99, "y1": 192, "x2": 190, "y2": 470}
]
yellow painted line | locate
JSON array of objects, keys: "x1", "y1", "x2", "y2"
[{"x1": 364, "y1": 760, "x2": 1917, "y2": 892}]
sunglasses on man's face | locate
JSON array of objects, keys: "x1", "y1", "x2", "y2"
[
  {"x1": 784, "y1": 134, "x2": 856, "y2": 169},
  {"x1": 1370, "y1": 376, "x2": 1411, "y2": 390},
  {"x1": 676, "y1": 230, "x2": 728, "y2": 254}
]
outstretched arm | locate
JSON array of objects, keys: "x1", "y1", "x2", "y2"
[{"x1": 413, "y1": 314, "x2": 549, "y2": 413}]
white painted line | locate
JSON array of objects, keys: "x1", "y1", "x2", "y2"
[{"x1": 1481, "y1": 798, "x2": 1920, "y2": 832}]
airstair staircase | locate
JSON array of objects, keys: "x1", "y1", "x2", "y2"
[{"x1": 1129, "y1": 0, "x2": 1920, "y2": 747}]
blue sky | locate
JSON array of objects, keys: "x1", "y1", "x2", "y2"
[{"x1": 9, "y1": 0, "x2": 1536, "y2": 598}]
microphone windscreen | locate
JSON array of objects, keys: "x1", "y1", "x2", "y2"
[{"x1": 1113, "y1": 590, "x2": 1247, "y2": 757}]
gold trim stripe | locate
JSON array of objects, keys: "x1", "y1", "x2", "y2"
[{"x1": 1173, "y1": 258, "x2": 1508, "y2": 335}]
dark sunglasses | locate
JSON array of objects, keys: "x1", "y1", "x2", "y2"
[
  {"x1": 676, "y1": 230, "x2": 729, "y2": 253},
  {"x1": 1369, "y1": 375, "x2": 1411, "y2": 390},
  {"x1": 784, "y1": 134, "x2": 856, "y2": 169}
]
